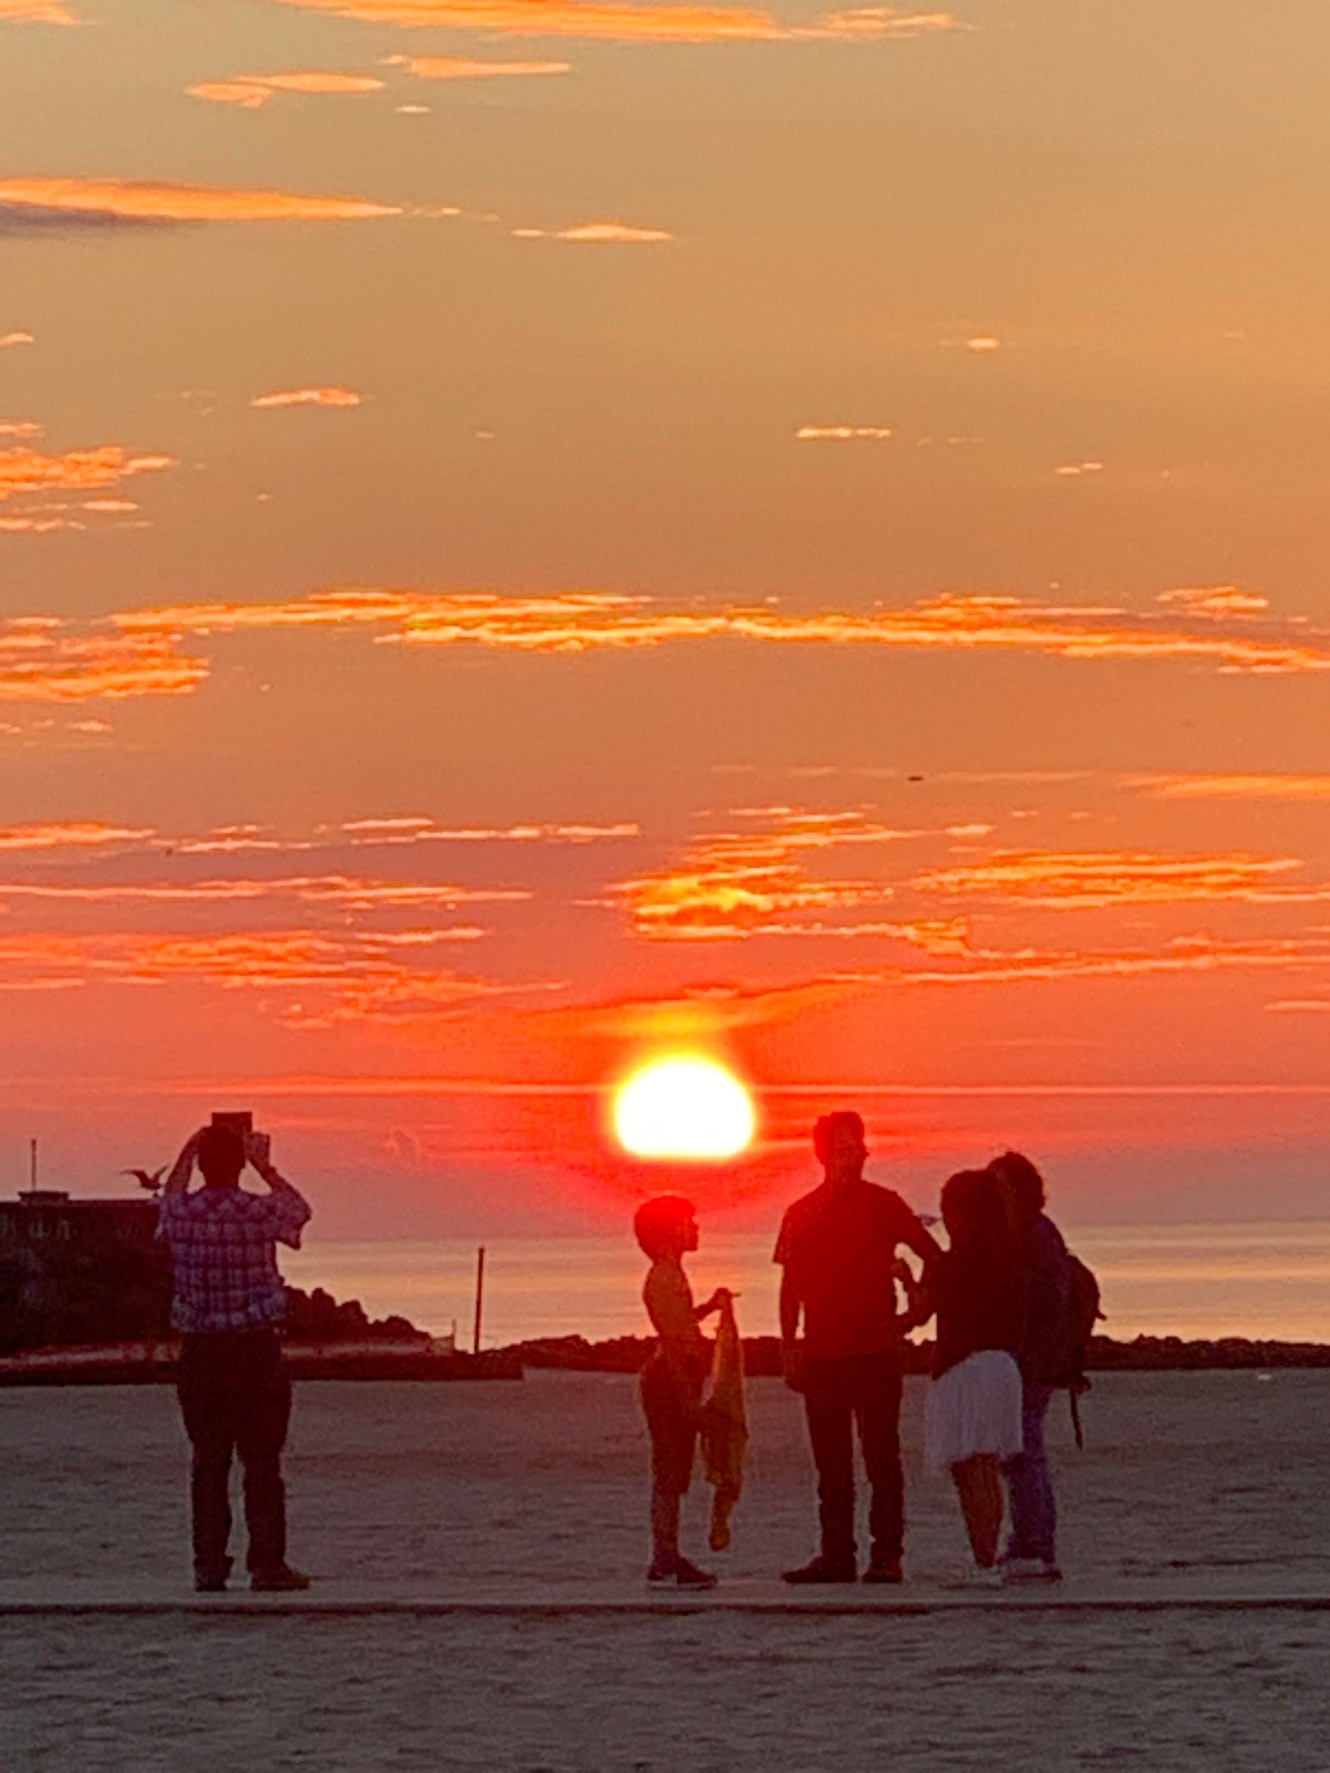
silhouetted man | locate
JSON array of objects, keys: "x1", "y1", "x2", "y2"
[
  {"x1": 776, "y1": 1111, "x2": 940, "y2": 1583},
  {"x1": 158, "y1": 1122, "x2": 311, "y2": 1593}
]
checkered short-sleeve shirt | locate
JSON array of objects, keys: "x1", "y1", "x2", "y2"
[{"x1": 158, "y1": 1182, "x2": 311, "y2": 1333}]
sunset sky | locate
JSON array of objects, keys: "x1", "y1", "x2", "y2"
[{"x1": 1, "y1": 0, "x2": 1328, "y2": 1237}]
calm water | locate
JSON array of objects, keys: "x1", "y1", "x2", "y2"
[{"x1": 284, "y1": 1222, "x2": 1330, "y2": 1348}]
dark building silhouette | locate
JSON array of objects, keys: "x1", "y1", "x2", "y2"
[{"x1": 0, "y1": 1190, "x2": 171, "y2": 1352}]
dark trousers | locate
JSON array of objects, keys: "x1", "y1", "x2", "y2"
[
  {"x1": 177, "y1": 1328, "x2": 292, "y2": 1579},
  {"x1": 803, "y1": 1350, "x2": 904, "y2": 1566}
]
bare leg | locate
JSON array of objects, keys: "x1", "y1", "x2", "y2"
[
  {"x1": 951, "y1": 1455, "x2": 1004, "y2": 1567},
  {"x1": 651, "y1": 1484, "x2": 681, "y2": 1571}
]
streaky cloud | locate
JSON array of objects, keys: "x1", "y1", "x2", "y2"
[
  {"x1": 271, "y1": 0, "x2": 968, "y2": 45},
  {"x1": 189, "y1": 71, "x2": 387, "y2": 107},
  {"x1": 386, "y1": 53, "x2": 571, "y2": 76},
  {"x1": 0, "y1": 177, "x2": 401, "y2": 224},
  {"x1": 250, "y1": 386, "x2": 364, "y2": 409}
]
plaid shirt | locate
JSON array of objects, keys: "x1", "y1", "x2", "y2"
[{"x1": 158, "y1": 1177, "x2": 311, "y2": 1333}]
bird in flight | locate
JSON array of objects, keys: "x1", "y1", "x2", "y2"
[{"x1": 123, "y1": 1167, "x2": 165, "y2": 1193}]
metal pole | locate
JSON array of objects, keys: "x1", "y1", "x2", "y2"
[
  {"x1": 29, "y1": 1137, "x2": 37, "y2": 1194},
  {"x1": 472, "y1": 1246, "x2": 486, "y2": 1355}
]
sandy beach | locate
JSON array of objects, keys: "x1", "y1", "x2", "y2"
[{"x1": 5, "y1": 1369, "x2": 1330, "y2": 1769}]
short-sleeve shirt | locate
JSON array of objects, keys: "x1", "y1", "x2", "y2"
[
  {"x1": 158, "y1": 1184, "x2": 310, "y2": 1333},
  {"x1": 774, "y1": 1180, "x2": 924, "y2": 1360}
]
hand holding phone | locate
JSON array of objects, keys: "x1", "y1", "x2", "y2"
[{"x1": 242, "y1": 1128, "x2": 272, "y2": 1172}]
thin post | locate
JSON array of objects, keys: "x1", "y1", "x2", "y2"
[
  {"x1": 29, "y1": 1137, "x2": 37, "y2": 1194},
  {"x1": 472, "y1": 1245, "x2": 486, "y2": 1355}
]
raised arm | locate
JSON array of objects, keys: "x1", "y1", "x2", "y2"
[
  {"x1": 244, "y1": 1132, "x2": 312, "y2": 1249},
  {"x1": 162, "y1": 1129, "x2": 204, "y2": 1198}
]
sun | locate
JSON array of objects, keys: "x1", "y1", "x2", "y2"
[{"x1": 613, "y1": 1055, "x2": 757, "y2": 1161}]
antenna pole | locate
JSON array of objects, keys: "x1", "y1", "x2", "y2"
[
  {"x1": 472, "y1": 1246, "x2": 486, "y2": 1355},
  {"x1": 29, "y1": 1137, "x2": 37, "y2": 1194}
]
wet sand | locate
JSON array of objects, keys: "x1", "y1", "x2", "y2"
[{"x1": 3, "y1": 1370, "x2": 1329, "y2": 1768}]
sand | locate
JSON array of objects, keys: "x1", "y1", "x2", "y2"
[{"x1": 3, "y1": 1369, "x2": 1330, "y2": 1768}]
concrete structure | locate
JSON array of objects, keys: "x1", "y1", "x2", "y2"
[{"x1": 0, "y1": 1191, "x2": 170, "y2": 1351}]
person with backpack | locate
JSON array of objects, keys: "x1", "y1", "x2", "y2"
[{"x1": 988, "y1": 1150, "x2": 1076, "y2": 1584}]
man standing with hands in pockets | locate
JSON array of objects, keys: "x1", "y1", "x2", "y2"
[
  {"x1": 158, "y1": 1116, "x2": 311, "y2": 1594},
  {"x1": 776, "y1": 1111, "x2": 940, "y2": 1584}
]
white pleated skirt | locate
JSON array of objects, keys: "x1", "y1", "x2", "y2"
[{"x1": 924, "y1": 1349, "x2": 1024, "y2": 1470}]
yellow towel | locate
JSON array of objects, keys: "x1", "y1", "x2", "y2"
[{"x1": 700, "y1": 1296, "x2": 748, "y2": 1552}]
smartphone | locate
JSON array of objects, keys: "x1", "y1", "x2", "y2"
[{"x1": 211, "y1": 1111, "x2": 253, "y2": 1133}]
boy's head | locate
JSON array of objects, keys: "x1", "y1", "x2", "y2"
[
  {"x1": 634, "y1": 1194, "x2": 698, "y2": 1261},
  {"x1": 197, "y1": 1124, "x2": 246, "y2": 1189}
]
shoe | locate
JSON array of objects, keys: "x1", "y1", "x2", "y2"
[
  {"x1": 969, "y1": 1565, "x2": 1005, "y2": 1589},
  {"x1": 1002, "y1": 1557, "x2": 1063, "y2": 1585},
  {"x1": 674, "y1": 1558, "x2": 718, "y2": 1590},
  {"x1": 861, "y1": 1558, "x2": 903, "y2": 1585},
  {"x1": 194, "y1": 1555, "x2": 233, "y2": 1594},
  {"x1": 646, "y1": 1559, "x2": 676, "y2": 1584},
  {"x1": 782, "y1": 1556, "x2": 858, "y2": 1585},
  {"x1": 250, "y1": 1565, "x2": 311, "y2": 1593}
]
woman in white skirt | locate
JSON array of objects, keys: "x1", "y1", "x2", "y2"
[{"x1": 923, "y1": 1169, "x2": 1027, "y2": 1576}]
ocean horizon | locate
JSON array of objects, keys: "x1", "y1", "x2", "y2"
[{"x1": 284, "y1": 1219, "x2": 1330, "y2": 1349}]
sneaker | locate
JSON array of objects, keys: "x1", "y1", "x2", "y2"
[
  {"x1": 194, "y1": 1560, "x2": 232, "y2": 1595},
  {"x1": 1002, "y1": 1557, "x2": 1063, "y2": 1585},
  {"x1": 673, "y1": 1558, "x2": 718, "y2": 1590},
  {"x1": 969, "y1": 1564, "x2": 1006, "y2": 1590},
  {"x1": 861, "y1": 1557, "x2": 903, "y2": 1585},
  {"x1": 782, "y1": 1555, "x2": 858, "y2": 1585},
  {"x1": 250, "y1": 1565, "x2": 311, "y2": 1593},
  {"x1": 646, "y1": 1559, "x2": 677, "y2": 1584}
]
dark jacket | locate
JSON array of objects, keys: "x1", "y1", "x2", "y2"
[{"x1": 1019, "y1": 1214, "x2": 1074, "y2": 1387}]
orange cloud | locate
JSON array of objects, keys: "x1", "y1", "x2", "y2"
[
  {"x1": 119, "y1": 586, "x2": 1330, "y2": 674},
  {"x1": 0, "y1": 929, "x2": 528, "y2": 1025},
  {"x1": 335, "y1": 816, "x2": 639, "y2": 845},
  {"x1": 796, "y1": 425, "x2": 894, "y2": 441},
  {"x1": 873, "y1": 933, "x2": 1330, "y2": 989},
  {"x1": 0, "y1": 0, "x2": 73, "y2": 18},
  {"x1": 611, "y1": 807, "x2": 934, "y2": 939},
  {"x1": 273, "y1": 0, "x2": 966, "y2": 43},
  {"x1": 0, "y1": 619, "x2": 206, "y2": 704},
  {"x1": 513, "y1": 222, "x2": 672, "y2": 242},
  {"x1": 387, "y1": 53, "x2": 571, "y2": 75},
  {"x1": 0, "y1": 820, "x2": 154, "y2": 851},
  {"x1": 11, "y1": 585, "x2": 1329, "y2": 707},
  {"x1": 912, "y1": 849, "x2": 1308, "y2": 908},
  {"x1": 189, "y1": 71, "x2": 386, "y2": 107},
  {"x1": 250, "y1": 386, "x2": 364, "y2": 409},
  {"x1": 0, "y1": 445, "x2": 172, "y2": 503},
  {"x1": 0, "y1": 177, "x2": 401, "y2": 223},
  {"x1": 0, "y1": 873, "x2": 523, "y2": 911},
  {"x1": 0, "y1": 331, "x2": 35, "y2": 346},
  {"x1": 1157, "y1": 586, "x2": 1270, "y2": 618},
  {"x1": 1137, "y1": 774, "x2": 1330, "y2": 803}
]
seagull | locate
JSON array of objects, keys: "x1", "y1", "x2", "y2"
[{"x1": 123, "y1": 1167, "x2": 165, "y2": 1194}]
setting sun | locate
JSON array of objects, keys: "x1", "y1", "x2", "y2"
[{"x1": 612, "y1": 1056, "x2": 757, "y2": 1161}]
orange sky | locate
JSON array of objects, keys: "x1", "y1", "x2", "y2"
[{"x1": 1, "y1": 0, "x2": 1328, "y2": 1234}]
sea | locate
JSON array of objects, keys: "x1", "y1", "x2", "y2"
[{"x1": 284, "y1": 1222, "x2": 1330, "y2": 1349}]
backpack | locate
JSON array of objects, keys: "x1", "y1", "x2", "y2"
[{"x1": 1064, "y1": 1252, "x2": 1103, "y2": 1449}]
